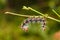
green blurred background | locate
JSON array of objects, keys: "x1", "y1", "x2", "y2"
[{"x1": 0, "y1": 0, "x2": 60, "y2": 40}]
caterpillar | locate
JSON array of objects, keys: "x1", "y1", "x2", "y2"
[{"x1": 21, "y1": 16, "x2": 46, "y2": 32}]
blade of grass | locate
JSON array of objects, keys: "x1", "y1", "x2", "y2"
[{"x1": 52, "y1": 9, "x2": 60, "y2": 18}]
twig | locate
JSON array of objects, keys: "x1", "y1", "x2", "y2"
[
  {"x1": 4, "y1": 6, "x2": 60, "y2": 23},
  {"x1": 5, "y1": 12, "x2": 40, "y2": 17},
  {"x1": 47, "y1": 16, "x2": 60, "y2": 22},
  {"x1": 23, "y1": 6, "x2": 44, "y2": 16},
  {"x1": 52, "y1": 9, "x2": 60, "y2": 18},
  {"x1": 23, "y1": 6, "x2": 60, "y2": 22},
  {"x1": 5, "y1": 11, "x2": 60, "y2": 23}
]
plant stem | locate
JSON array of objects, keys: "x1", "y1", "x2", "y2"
[
  {"x1": 5, "y1": 11, "x2": 60, "y2": 23},
  {"x1": 47, "y1": 16, "x2": 60, "y2": 22},
  {"x1": 5, "y1": 6, "x2": 60, "y2": 23},
  {"x1": 52, "y1": 9, "x2": 60, "y2": 18},
  {"x1": 28, "y1": 7, "x2": 44, "y2": 16},
  {"x1": 23, "y1": 6, "x2": 60, "y2": 23},
  {"x1": 5, "y1": 12, "x2": 39, "y2": 17}
]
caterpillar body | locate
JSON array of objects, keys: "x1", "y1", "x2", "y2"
[{"x1": 21, "y1": 16, "x2": 46, "y2": 32}]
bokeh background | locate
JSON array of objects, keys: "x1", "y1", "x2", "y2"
[{"x1": 0, "y1": 0, "x2": 60, "y2": 40}]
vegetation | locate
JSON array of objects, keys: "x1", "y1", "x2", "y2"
[{"x1": 0, "y1": 0, "x2": 60, "y2": 40}]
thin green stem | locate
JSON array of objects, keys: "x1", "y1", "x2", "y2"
[
  {"x1": 4, "y1": 6, "x2": 60, "y2": 23},
  {"x1": 28, "y1": 7, "x2": 44, "y2": 16},
  {"x1": 23, "y1": 6, "x2": 44, "y2": 15},
  {"x1": 23, "y1": 6, "x2": 60, "y2": 23},
  {"x1": 5, "y1": 12, "x2": 40, "y2": 17},
  {"x1": 30, "y1": 8, "x2": 60, "y2": 22},
  {"x1": 47, "y1": 16, "x2": 60, "y2": 22},
  {"x1": 5, "y1": 11, "x2": 60, "y2": 23},
  {"x1": 52, "y1": 9, "x2": 60, "y2": 18},
  {"x1": 5, "y1": 12, "x2": 33, "y2": 17}
]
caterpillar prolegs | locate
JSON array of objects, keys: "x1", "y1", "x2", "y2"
[{"x1": 21, "y1": 16, "x2": 46, "y2": 32}]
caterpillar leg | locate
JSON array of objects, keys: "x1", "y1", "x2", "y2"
[
  {"x1": 22, "y1": 26, "x2": 28, "y2": 32},
  {"x1": 42, "y1": 27, "x2": 46, "y2": 31}
]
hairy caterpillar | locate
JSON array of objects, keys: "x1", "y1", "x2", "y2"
[{"x1": 21, "y1": 16, "x2": 46, "y2": 32}]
